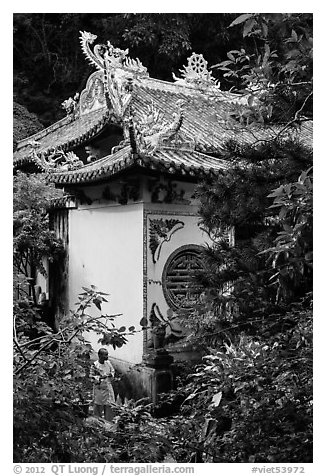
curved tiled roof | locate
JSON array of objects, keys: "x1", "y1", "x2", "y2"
[
  {"x1": 13, "y1": 76, "x2": 234, "y2": 166},
  {"x1": 14, "y1": 108, "x2": 110, "y2": 166},
  {"x1": 13, "y1": 71, "x2": 313, "y2": 178},
  {"x1": 130, "y1": 80, "x2": 312, "y2": 152},
  {"x1": 51, "y1": 146, "x2": 229, "y2": 186}
]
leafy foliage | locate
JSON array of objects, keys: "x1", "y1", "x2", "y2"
[
  {"x1": 13, "y1": 286, "x2": 140, "y2": 462},
  {"x1": 212, "y1": 13, "x2": 312, "y2": 125},
  {"x1": 264, "y1": 167, "x2": 313, "y2": 301},
  {"x1": 193, "y1": 139, "x2": 313, "y2": 337},
  {"x1": 167, "y1": 303, "x2": 312, "y2": 462},
  {"x1": 13, "y1": 172, "x2": 65, "y2": 300},
  {"x1": 13, "y1": 102, "x2": 44, "y2": 149}
]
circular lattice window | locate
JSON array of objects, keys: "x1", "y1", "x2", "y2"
[{"x1": 162, "y1": 245, "x2": 203, "y2": 310}]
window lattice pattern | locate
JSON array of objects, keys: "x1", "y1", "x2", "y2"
[{"x1": 162, "y1": 245, "x2": 203, "y2": 310}]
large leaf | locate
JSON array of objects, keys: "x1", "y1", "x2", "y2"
[
  {"x1": 211, "y1": 391, "x2": 222, "y2": 407},
  {"x1": 229, "y1": 13, "x2": 254, "y2": 28},
  {"x1": 243, "y1": 18, "x2": 256, "y2": 37},
  {"x1": 93, "y1": 298, "x2": 102, "y2": 311}
]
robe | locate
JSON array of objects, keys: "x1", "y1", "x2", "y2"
[{"x1": 90, "y1": 359, "x2": 115, "y2": 405}]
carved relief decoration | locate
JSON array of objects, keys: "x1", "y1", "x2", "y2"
[
  {"x1": 148, "y1": 179, "x2": 191, "y2": 205},
  {"x1": 149, "y1": 218, "x2": 185, "y2": 263},
  {"x1": 79, "y1": 72, "x2": 106, "y2": 115},
  {"x1": 61, "y1": 93, "x2": 80, "y2": 118},
  {"x1": 28, "y1": 142, "x2": 83, "y2": 172},
  {"x1": 133, "y1": 100, "x2": 185, "y2": 156},
  {"x1": 160, "y1": 130, "x2": 196, "y2": 151},
  {"x1": 173, "y1": 52, "x2": 220, "y2": 90},
  {"x1": 102, "y1": 179, "x2": 140, "y2": 205}
]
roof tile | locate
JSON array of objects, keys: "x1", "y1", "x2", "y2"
[
  {"x1": 51, "y1": 146, "x2": 228, "y2": 185},
  {"x1": 14, "y1": 70, "x2": 313, "y2": 178}
]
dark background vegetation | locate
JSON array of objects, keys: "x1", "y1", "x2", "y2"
[{"x1": 13, "y1": 13, "x2": 247, "y2": 125}]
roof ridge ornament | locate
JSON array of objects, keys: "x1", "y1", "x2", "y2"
[
  {"x1": 131, "y1": 100, "x2": 190, "y2": 156},
  {"x1": 173, "y1": 52, "x2": 220, "y2": 90},
  {"x1": 79, "y1": 31, "x2": 148, "y2": 119},
  {"x1": 79, "y1": 31, "x2": 148, "y2": 77},
  {"x1": 103, "y1": 72, "x2": 133, "y2": 119},
  {"x1": 61, "y1": 93, "x2": 80, "y2": 119},
  {"x1": 27, "y1": 142, "x2": 84, "y2": 173}
]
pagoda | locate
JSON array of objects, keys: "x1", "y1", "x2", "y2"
[{"x1": 14, "y1": 32, "x2": 312, "y2": 400}]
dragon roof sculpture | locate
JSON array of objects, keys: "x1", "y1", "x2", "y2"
[
  {"x1": 132, "y1": 99, "x2": 187, "y2": 156},
  {"x1": 79, "y1": 31, "x2": 148, "y2": 77},
  {"x1": 78, "y1": 31, "x2": 149, "y2": 121},
  {"x1": 27, "y1": 140, "x2": 84, "y2": 173}
]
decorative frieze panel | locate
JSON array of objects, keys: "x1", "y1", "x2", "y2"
[
  {"x1": 79, "y1": 71, "x2": 106, "y2": 115},
  {"x1": 102, "y1": 179, "x2": 140, "y2": 205},
  {"x1": 149, "y1": 218, "x2": 184, "y2": 263},
  {"x1": 147, "y1": 179, "x2": 191, "y2": 205}
]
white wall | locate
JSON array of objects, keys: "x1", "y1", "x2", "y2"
[
  {"x1": 68, "y1": 202, "x2": 144, "y2": 364},
  {"x1": 65, "y1": 176, "x2": 213, "y2": 365}
]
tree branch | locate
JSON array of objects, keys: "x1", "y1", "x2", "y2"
[{"x1": 13, "y1": 338, "x2": 29, "y2": 362}]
